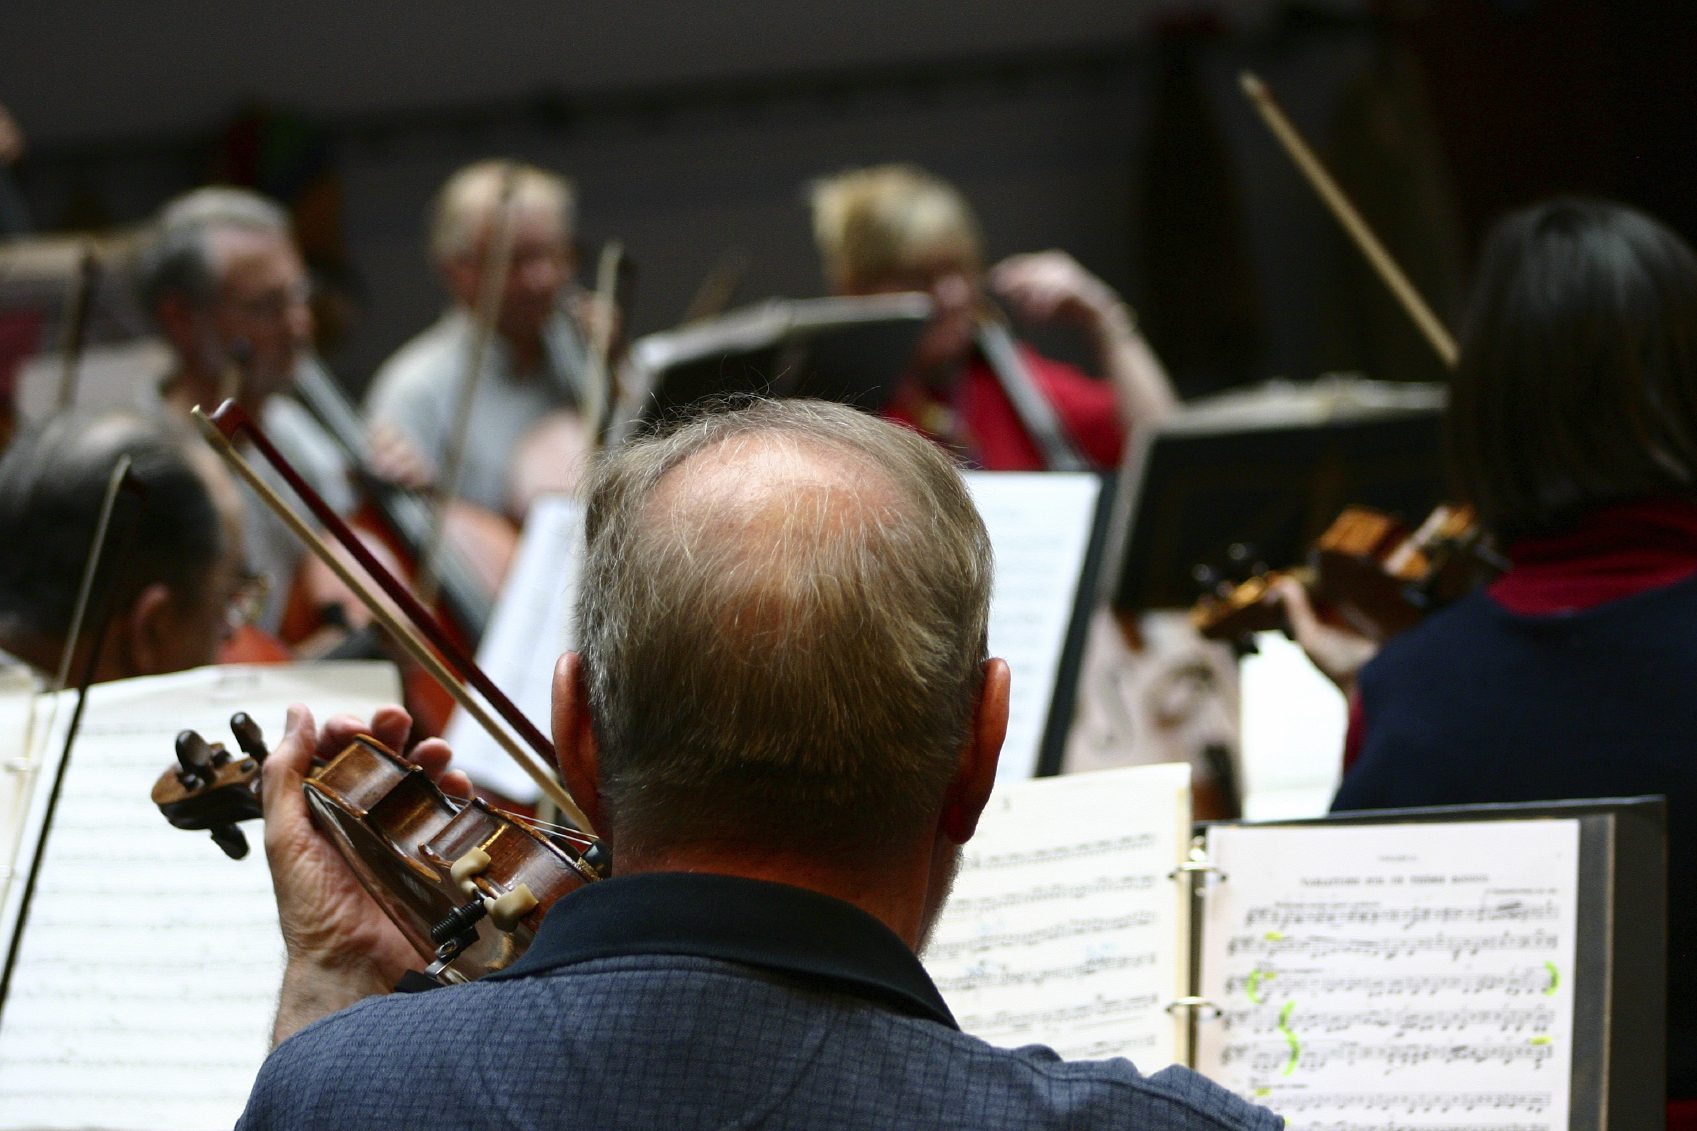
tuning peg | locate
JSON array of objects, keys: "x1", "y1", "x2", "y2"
[
  {"x1": 208, "y1": 823, "x2": 250, "y2": 860},
  {"x1": 230, "y1": 713, "x2": 269, "y2": 764},
  {"x1": 174, "y1": 730, "x2": 218, "y2": 788}
]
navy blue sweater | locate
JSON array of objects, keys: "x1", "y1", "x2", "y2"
[{"x1": 1334, "y1": 574, "x2": 1697, "y2": 1096}]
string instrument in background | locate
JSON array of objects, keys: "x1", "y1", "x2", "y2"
[
  {"x1": 153, "y1": 399, "x2": 606, "y2": 984},
  {"x1": 1190, "y1": 503, "x2": 1504, "y2": 649}
]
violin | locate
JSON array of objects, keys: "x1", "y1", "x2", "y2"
[
  {"x1": 153, "y1": 713, "x2": 603, "y2": 983},
  {"x1": 1190, "y1": 503, "x2": 1503, "y2": 646},
  {"x1": 153, "y1": 398, "x2": 602, "y2": 984}
]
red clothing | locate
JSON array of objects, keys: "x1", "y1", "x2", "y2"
[{"x1": 880, "y1": 344, "x2": 1125, "y2": 471}]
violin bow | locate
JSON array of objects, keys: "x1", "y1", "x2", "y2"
[
  {"x1": 1239, "y1": 72, "x2": 1459, "y2": 370},
  {"x1": 1, "y1": 459, "x2": 145, "y2": 1010},
  {"x1": 419, "y1": 164, "x2": 523, "y2": 610},
  {"x1": 54, "y1": 242, "x2": 99, "y2": 411},
  {"x1": 581, "y1": 239, "x2": 623, "y2": 455},
  {"x1": 974, "y1": 316, "x2": 1089, "y2": 471},
  {"x1": 191, "y1": 401, "x2": 595, "y2": 834}
]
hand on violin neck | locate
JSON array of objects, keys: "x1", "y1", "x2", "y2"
[
  {"x1": 262, "y1": 703, "x2": 468, "y2": 1045},
  {"x1": 1269, "y1": 578, "x2": 1379, "y2": 699}
]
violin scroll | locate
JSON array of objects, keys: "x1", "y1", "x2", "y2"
[{"x1": 152, "y1": 721, "x2": 265, "y2": 859}]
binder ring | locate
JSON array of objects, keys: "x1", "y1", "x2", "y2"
[{"x1": 1165, "y1": 996, "x2": 1221, "y2": 1019}]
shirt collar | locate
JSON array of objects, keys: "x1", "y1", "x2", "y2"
[{"x1": 485, "y1": 872, "x2": 957, "y2": 1029}]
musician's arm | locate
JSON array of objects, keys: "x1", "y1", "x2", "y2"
[{"x1": 991, "y1": 251, "x2": 1179, "y2": 432}]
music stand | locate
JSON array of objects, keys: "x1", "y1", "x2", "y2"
[
  {"x1": 1111, "y1": 377, "x2": 1449, "y2": 612},
  {"x1": 621, "y1": 293, "x2": 931, "y2": 429}
]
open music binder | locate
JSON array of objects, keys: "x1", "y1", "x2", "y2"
[{"x1": 925, "y1": 764, "x2": 1665, "y2": 1131}]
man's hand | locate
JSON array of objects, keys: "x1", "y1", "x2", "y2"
[
  {"x1": 990, "y1": 251, "x2": 1127, "y2": 333},
  {"x1": 990, "y1": 250, "x2": 1177, "y2": 428},
  {"x1": 366, "y1": 422, "x2": 437, "y2": 493},
  {"x1": 263, "y1": 703, "x2": 469, "y2": 1044}
]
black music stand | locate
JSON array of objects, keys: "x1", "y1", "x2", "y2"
[
  {"x1": 1111, "y1": 378, "x2": 1449, "y2": 612},
  {"x1": 623, "y1": 293, "x2": 931, "y2": 427}
]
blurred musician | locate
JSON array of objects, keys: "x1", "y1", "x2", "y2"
[
  {"x1": 136, "y1": 187, "x2": 355, "y2": 634},
  {"x1": 364, "y1": 160, "x2": 596, "y2": 517},
  {"x1": 809, "y1": 163, "x2": 1176, "y2": 470},
  {"x1": 1280, "y1": 198, "x2": 1697, "y2": 1108},
  {"x1": 0, "y1": 409, "x2": 250, "y2": 682}
]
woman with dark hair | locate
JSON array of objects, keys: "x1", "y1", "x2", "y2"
[{"x1": 1284, "y1": 197, "x2": 1697, "y2": 1105}]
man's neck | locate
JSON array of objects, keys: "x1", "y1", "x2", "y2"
[{"x1": 615, "y1": 838, "x2": 939, "y2": 951}]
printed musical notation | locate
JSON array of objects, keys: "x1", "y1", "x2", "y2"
[
  {"x1": 1195, "y1": 820, "x2": 1580, "y2": 1131},
  {"x1": 924, "y1": 763, "x2": 1190, "y2": 1064},
  {"x1": 0, "y1": 663, "x2": 399, "y2": 1131}
]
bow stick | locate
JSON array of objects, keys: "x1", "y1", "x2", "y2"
[
  {"x1": 192, "y1": 401, "x2": 594, "y2": 834},
  {"x1": 419, "y1": 164, "x2": 522, "y2": 609},
  {"x1": 1239, "y1": 72, "x2": 1459, "y2": 370}
]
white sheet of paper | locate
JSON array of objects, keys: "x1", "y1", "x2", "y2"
[
  {"x1": 964, "y1": 472, "x2": 1102, "y2": 782},
  {"x1": 0, "y1": 661, "x2": 400, "y2": 1131},
  {"x1": 924, "y1": 763, "x2": 1191, "y2": 1066},
  {"x1": 443, "y1": 495, "x2": 585, "y2": 800},
  {"x1": 1237, "y1": 631, "x2": 1345, "y2": 821},
  {"x1": 0, "y1": 669, "x2": 43, "y2": 899},
  {"x1": 1195, "y1": 819, "x2": 1580, "y2": 1131}
]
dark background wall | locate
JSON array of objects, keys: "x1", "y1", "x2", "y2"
[{"x1": 3, "y1": 0, "x2": 1693, "y2": 398}]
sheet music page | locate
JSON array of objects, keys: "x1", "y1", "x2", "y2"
[
  {"x1": 924, "y1": 763, "x2": 1190, "y2": 1067},
  {"x1": 0, "y1": 661, "x2": 400, "y2": 1131},
  {"x1": 1237, "y1": 632, "x2": 1345, "y2": 821},
  {"x1": 1195, "y1": 820, "x2": 1580, "y2": 1131},
  {"x1": 962, "y1": 472, "x2": 1102, "y2": 782},
  {"x1": 0, "y1": 669, "x2": 41, "y2": 894},
  {"x1": 443, "y1": 494, "x2": 584, "y2": 801}
]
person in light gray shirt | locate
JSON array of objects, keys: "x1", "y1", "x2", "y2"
[{"x1": 364, "y1": 160, "x2": 595, "y2": 517}]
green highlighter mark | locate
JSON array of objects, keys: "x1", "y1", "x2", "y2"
[
  {"x1": 1530, "y1": 1036, "x2": 1552, "y2": 1046},
  {"x1": 1247, "y1": 968, "x2": 1273, "y2": 1004},
  {"x1": 1277, "y1": 1000, "x2": 1300, "y2": 1076},
  {"x1": 1544, "y1": 961, "x2": 1560, "y2": 996}
]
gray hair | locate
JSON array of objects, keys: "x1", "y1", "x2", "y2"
[
  {"x1": 135, "y1": 186, "x2": 292, "y2": 314},
  {"x1": 576, "y1": 399, "x2": 994, "y2": 857},
  {"x1": 428, "y1": 160, "x2": 576, "y2": 267}
]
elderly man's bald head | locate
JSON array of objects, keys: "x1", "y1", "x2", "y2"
[{"x1": 576, "y1": 400, "x2": 993, "y2": 859}]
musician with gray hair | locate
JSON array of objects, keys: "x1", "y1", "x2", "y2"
[
  {"x1": 363, "y1": 160, "x2": 596, "y2": 515},
  {"x1": 238, "y1": 399, "x2": 1278, "y2": 1131},
  {"x1": 135, "y1": 185, "x2": 354, "y2": 632}
]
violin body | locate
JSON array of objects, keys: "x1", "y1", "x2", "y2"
[
  {"x1": 153, "y1": 718, "x2": 603, "y2": 983},
  {"x1": 1191, "y1": 504, "x2": 1500, "y2": 645},
  {"x1": 304, "y1": 735, "x2": 597, "y2": 981}
]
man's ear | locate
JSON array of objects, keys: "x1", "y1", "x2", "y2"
[
  {"x1": 551, "y1": 651, "x2": 605, "y2": 835},
  {"x1": 120, "y1": 582, "x2": 177, "y2": 678},
  {"x1": 939, "y1": 658, "x2": 1009, "y2": 845}
]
